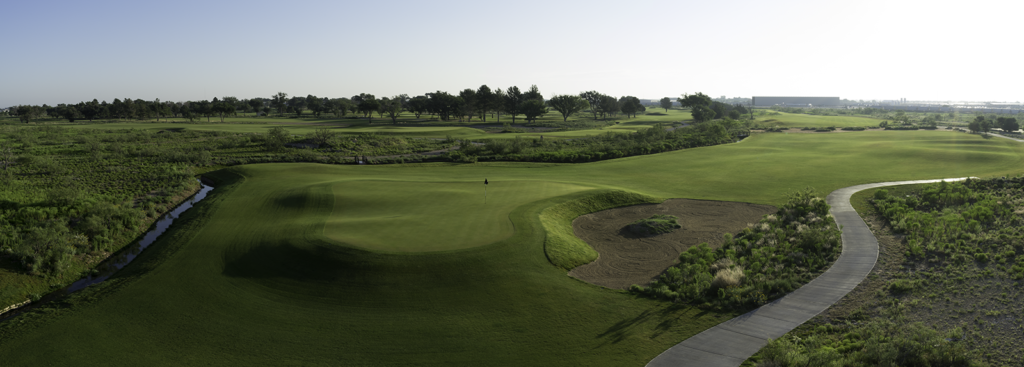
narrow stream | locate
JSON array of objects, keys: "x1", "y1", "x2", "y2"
[{"x1": 1, "y1": 181, "x2": 214, "y2": 321}]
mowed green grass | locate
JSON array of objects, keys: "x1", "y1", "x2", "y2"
[
  {"x1": 3, "y1": 131, "x2": 1024, "y2": 366},
  {"x1": 756, "y1": 111, "x2": 882, "y2": 128},
  {"x1": 324, "y1": 180, "x2": 590, "y2": 252}
]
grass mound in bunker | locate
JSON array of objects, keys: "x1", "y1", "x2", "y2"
[
  {"x1": 570, "y1": 199, "x2": 776, "y2": 290},
  {"x1": 626, "y1": 215, "x2": 681, "y2": 236}
]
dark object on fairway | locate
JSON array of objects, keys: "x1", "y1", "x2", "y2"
[
  {"x1": 626, "y1": 215, "x2": 682, "y2": 237},
  {"x1": 485, "y1": 179, "x2": 488, "y2": 185}
]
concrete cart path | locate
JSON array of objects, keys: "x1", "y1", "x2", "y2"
[{"x1": 646, "y1": 177, "x2": 972, "y2": 367}]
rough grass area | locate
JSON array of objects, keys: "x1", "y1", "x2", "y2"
[
  {"x1": 541, "y1": 190, "x2": 660, "y2": 269},
  {"x1": 626, "y1": 215, "x2": 681, "y2": 237},
  {"x1": 747, "y1": 178, "x2": 1024, "y2": 367}
]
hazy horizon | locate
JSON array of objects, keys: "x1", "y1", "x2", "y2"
[{"x1": 4, "y1": 0, "x2": 1021, "y2": 106}]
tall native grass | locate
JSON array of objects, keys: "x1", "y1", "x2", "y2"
[{"x1": 632, "y1": 188, "x2": 841, "y2": 309}]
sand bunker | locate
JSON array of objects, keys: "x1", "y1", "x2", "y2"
[{"x1": 569, "y1": 199, "x2": 776, "y2": 290}]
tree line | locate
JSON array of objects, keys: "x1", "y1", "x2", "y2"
[{"x1": 6, "y1": 86, "x2": 689, "y2": 125}]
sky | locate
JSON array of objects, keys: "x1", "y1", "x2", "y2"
[{"x1": 3, "y1": 0, "x2": 1022, "y2": 106}]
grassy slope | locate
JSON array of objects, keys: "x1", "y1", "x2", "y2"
[{"x1": 3, "y1": 131, "x2": 1024, "y2": 366}]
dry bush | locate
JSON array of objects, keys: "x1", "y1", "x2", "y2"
[
  {"x1": 712, "y1": 266, "x2": 745, "y2": 288},
  {"x1": 709, "y1": 258, "x2": 734, "y2": 273}
]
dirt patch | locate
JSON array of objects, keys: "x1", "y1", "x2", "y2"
[{"x1": 569, "y1": 199, "x2": 776, "y2": 290}]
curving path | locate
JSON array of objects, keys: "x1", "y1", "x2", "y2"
[{"x1": 646, "y1": 178, "x2": 971, "y2": 367}]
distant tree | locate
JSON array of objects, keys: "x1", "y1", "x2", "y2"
[
  {"x1": 997, "y1": 117, "x2": 1019, "y2": 132},
  {"x1": 426, "y1": 91, "x2": 463, "y2": 121},
  {"x1": 58, "y1": 105, "x2": 80, "y2": 122},
  {"x1": 459, "y1": 88, "x2": 478, "y2": 122},
  {"x1": 149, "y1": 98, "x2": 169, "y2": 121},
  {"x1": 968, "y1": 116, "x2": 990, "y2": 133},
  {"x1": 476, "y1": 85, "x2": 495, "y2": 121},
  {"x1": 504, "y1": 86, "x2": 524, "y2": 123},
  {"x1": 728, "y1": 110, "x2": 741, "y2": 119},
  {"x1": 306, "y1": 95, "x2": 324, "y2": 117},
  {"x1": 659, "y1": 97, "x2": 672, "y2": 112},
  {"x1": 407, "y1": 95, "x2": 429, "y2": 119},
  {"x1": 580, "y1": 91, "x2": 604, "y2": 120},
  {"x1": 879, "y1": 121, "x2": 889, "y2": 128},
  {"x1": 493, "y1": 88, "x2": 506, "y2": 123},
  {"x1": 619, "y1": 96, "x2": 642, "y2": 118},
  {"x1": 288, "y1": 96, "x2": 307, "y2": 117},
  {"x1": 524, "y1": 85, "x2": 543, "y2": 102},
  {"x1": 272, "y1": 92, "x2": 288, "y2": 115},
  {"x1": 599, "y1": 95, "x2": 619, "y2": 118},
  {"x1": 16, "y1": 105, "x2": 34, "y2": 123},
  {"x1": 180, "y1": 103, "x2": 197, "y2": 122},
  {"x1": 356, "y1": 94, "x2": 379, "y2": 122},
  {"x1": 196, "y1": 100, "x2": 213, "y2": 122},
  {"x1": 328, "y1": 98, "x2": 351, "y2": 118},
  {"x1": 133, "y1": 99, "x2": 151, "y2": 120},
  {"x1": 677, "y1": 93, "x2": 712, "y2": 109},
  {"x1": 691, "y1": 105, "x2": 716, "y2": 123},
  {"x1": 213, "y1": 101, "x2": 233, "y2": 122},
  {"x1": 248, "y1": 98, "x2": 265, "y2": 116},
  {"x1": 521, "y1": 99, "x2": 547, "y2": 123},
  {"x1": 547, "y1": 95, "x2": 589, "y2": 122},
  {"x1": 265, "y1": 127, "x2": 290, "y2": 151},
  {"x1": 382, "y1": 96, "x2": 403, "y2": 124}
]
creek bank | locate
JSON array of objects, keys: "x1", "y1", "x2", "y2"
[{"x1": 0, "y1": 180, "x2": 214, "y2": 321}]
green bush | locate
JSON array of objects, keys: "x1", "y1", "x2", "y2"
[{"x1": 626, "y1": 215, "x2": 681, "y2": 236}]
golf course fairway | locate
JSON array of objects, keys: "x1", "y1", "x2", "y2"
[{"x1": 3, "y1": 131, "x2": 1024, "y2": 366}]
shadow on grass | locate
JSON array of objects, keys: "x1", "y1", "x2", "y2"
[
  {"x1": 222, "y1": 240, "x2": 375, "y2": 283},
  {"x1": 596, "y1": 303, "x2": 701, "y2": 345}
]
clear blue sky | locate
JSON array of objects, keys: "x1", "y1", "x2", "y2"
[{"x1": 3, "y1": 0, "x2": 1021, "y2": 106}]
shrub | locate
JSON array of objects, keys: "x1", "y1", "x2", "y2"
[
  {"x1": 711, "y1": 266, "x2": 745, "y2": 288},
  {"x1": 626, "y1": 214, "x2": 681, "y2": 236}
]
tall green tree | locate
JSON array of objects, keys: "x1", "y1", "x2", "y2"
[
  {"x1": 659, "y1": 97, "x2": 672, "y2": 112},
  {"x1": 356, "y1": 94, "x2": 379, "y2": 122},
  {"x1": 306, "y1": 95, "x2": 324, "y2": 117},
  {"x1": 547, "y1": 95, "x2": 589, "y2": 122},
  {"x1": 691, "y1": 105, "x2": 716, "y2": 122},
  {"x1": 521, "y1": 99, "x2": 547, "y2": 123},
  {"x1": 580, "y1": 91, "x2": 605, "y2": 120},
  {"x1": 677, "y1": 93, "x2": 712, "y2": 109},
  {"x1": 599, "y1": 95, "x2": 619, "y2": 119},
  {"x1": 619, "y1": 96, "x2": 642, "y2": 118},
  {"x1": 407, "y1": 95, "x2": 429, "y2": 119},
  {"x1": 272, "y1": 92, "x2": 288, "y2": 115},
  {"x1": 248, "y1": 98, "x2": 265, "y2": 116},
  {"x1": 382, "y1": 96, "x2": 403, "y2": 124},
  {"x1": 476, "y1": 85, "x2": 495, "y2": 121},
  {"x1": 288, "y1": 96, "x2": 307, "y2": 117},
  {"x1": 459, "y1": 89, "x2": 478, "y2": 122},
  {"x1": 997, "y1": 117, "x2": 1019, "y2": 132},
  {"x1": 504, "y1": 86, "x2": 524, "y2": 123},
  {"x1": 524, "y1": 84, "x2": 543, "y2": 102}
]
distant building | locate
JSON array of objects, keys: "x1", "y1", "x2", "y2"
[{"x1": 752, "y1": 96, "x2": 841, "y2": 107}]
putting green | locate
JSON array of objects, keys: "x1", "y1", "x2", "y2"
[{"x1": 324, "y1": 180, "x2": 590, "y2": 252}]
